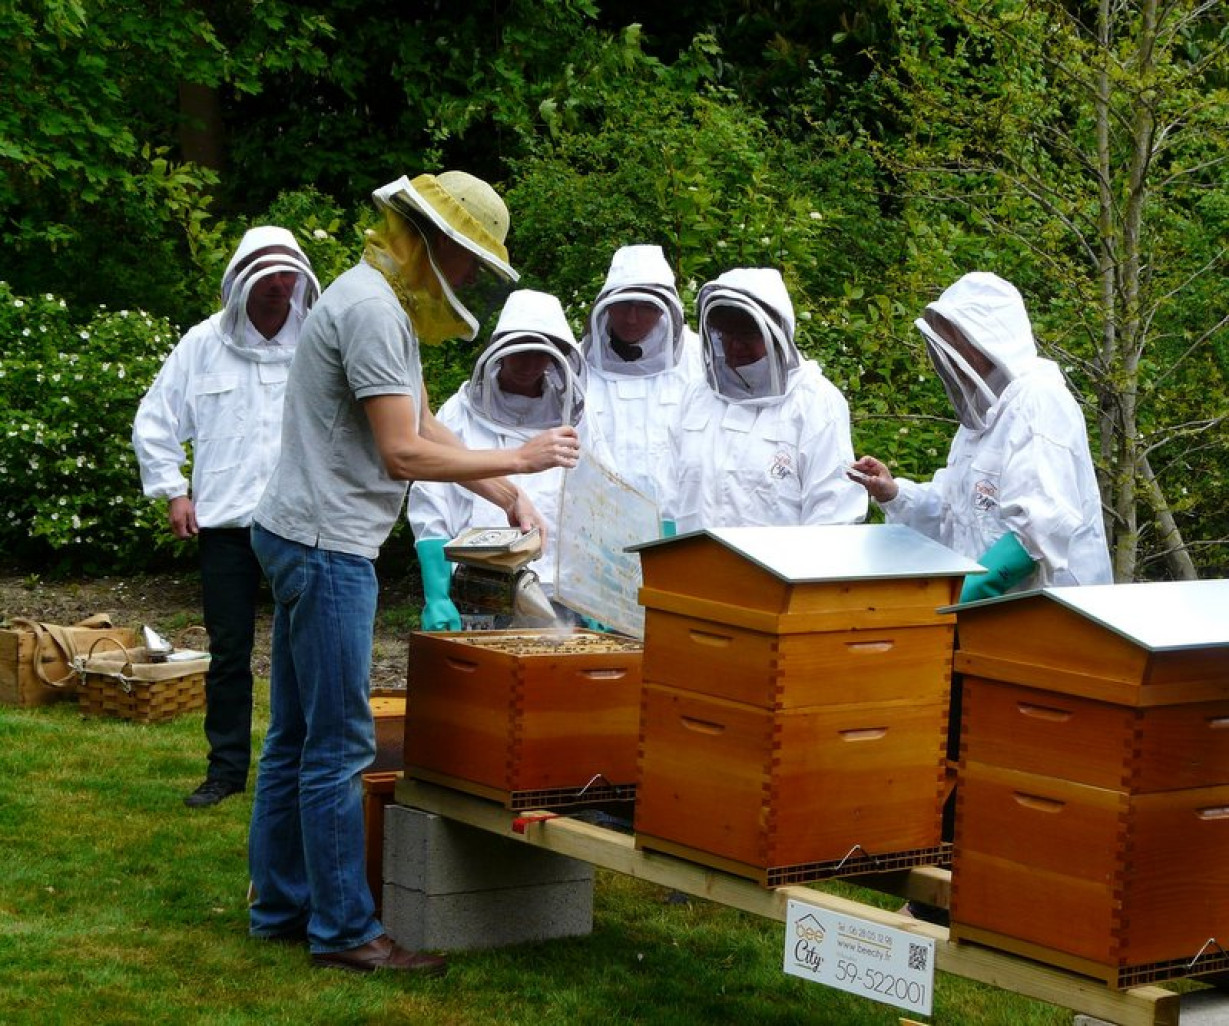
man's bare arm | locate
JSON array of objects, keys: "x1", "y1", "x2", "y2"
[{"x1": 364, "y1": 390, "x2": 579, "y2": 532}]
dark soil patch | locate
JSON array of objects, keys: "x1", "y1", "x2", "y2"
[{"x1": 0, "y1": 564, "x2": 420, "y2": 690}]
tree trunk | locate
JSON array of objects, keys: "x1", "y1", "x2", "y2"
[
  {"x1": 177, "y1": 81, "x2": 225, "y2": 173},
  {"x1": 1093, "y1": 0, "x2": 1131, "y2": 580},
  {"x1": 1140, "y1": 454, "x2": 1200, "y2": 580}
]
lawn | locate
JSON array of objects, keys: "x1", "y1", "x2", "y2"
[{"x1": 0, "y1": 677, "x2": 1098, "y2": 1026}]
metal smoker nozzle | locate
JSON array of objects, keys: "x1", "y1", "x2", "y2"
[{"x1": 142, "y1": 625, "x2": 174, "y2": 663}]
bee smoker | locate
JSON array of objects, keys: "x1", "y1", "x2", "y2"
[
  {"x1": 443, "y1": 528, "x2": 557, "y2": 623},
  {"x1": 451, "y1": 561, "x2": 540, "y2": 615}
]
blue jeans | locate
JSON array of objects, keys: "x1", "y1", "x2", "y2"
[{"x1": 248, "y1": 523, "x2": 381, "y2": 954}]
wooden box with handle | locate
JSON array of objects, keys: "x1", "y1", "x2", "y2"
[{"x1": 0, "y1": 615, "x2": 139, "y2": 707}]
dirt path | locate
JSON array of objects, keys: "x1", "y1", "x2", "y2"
[{"x1": 0, "y1": 567, "x2": 417, "y2": 690}]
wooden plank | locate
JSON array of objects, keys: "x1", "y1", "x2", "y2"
[
  {"x1": 395, "y1": 779, "x2": 1180, "y2": 1026},
  {"x1": 956, "y1": 652, "x2": 1229, "y2": 708},
  {"x1": 855, "y1": 865, "x2": 952, "y2": 908},
  {"x1": 638, "y1": 589, "x2": 953, "y2": 634}
]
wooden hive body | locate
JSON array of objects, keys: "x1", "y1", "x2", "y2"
[
  {"x1": 948, "y1": 581, "x2": 1229, "y2": 988},
  {"x1": 404, "y1": 629, "x2": 643, "y2": 809},
  {"x1": 630, "y1": 525, "x2": 977, "y2": 886},
  {"x1": 370, "y1": 691, "x2": 407, "y2": 773}
]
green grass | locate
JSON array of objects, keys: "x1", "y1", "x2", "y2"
[{"x1": 0, "y1": 690, "x2": 1079, "y2": 1026}]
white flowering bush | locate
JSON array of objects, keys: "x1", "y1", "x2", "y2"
[{"x1": 0, "y1": 283, "x2": 184, "y2": 573}]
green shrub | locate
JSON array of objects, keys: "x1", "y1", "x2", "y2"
[{"x1": 0, "y1": 284, "x2": 184, "y2": 574}]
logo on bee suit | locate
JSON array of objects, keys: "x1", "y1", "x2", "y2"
[
  {"x1": 770, "y1": 451, "x2": 795, "y2": 480},
  {"x1": 973, "y1": 477, "x2": 998, "y2": 513}
]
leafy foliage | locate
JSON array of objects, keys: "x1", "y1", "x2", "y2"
[
  {"x1": 0, "y1": 284, "x2": 183, "y2": 573},
  {"x1": 0, "y1": 1, "x2": 336, "y2": 325},
  {"x1": 858, "y1": 0, "x2": 1229, "y2": 578},
  {"x1": 258, "y1": 185, "x2": 368, "y2": 290},
  {"x1": 0, "y1": 0, "x2": 1224, "y2": 578}
]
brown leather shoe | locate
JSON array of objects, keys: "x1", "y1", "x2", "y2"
[{"x1": 311, "y1": 934, "x2": 447, "y2": 976}]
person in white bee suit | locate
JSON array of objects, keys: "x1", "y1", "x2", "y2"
[
  {"x1": 408, "y1": 288, "x2": 597, "y2": 630},
  {"x1": 850, "y1": 273, "x2": 1112, "y2": 926},
  {"x1": 132, "y1": 226, "x2": 319, "y2": 809},
  {"x1": 661, "y1": 267, "x2": 867, "y2": 533},
  {"x1": 850, "y1": 271, "x2": 1112, "y2": 601},
  {"x1": 581, "y1": 244, "x2": 704, "y2": 514}
]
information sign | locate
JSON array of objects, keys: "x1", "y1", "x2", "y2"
[{"x1": 783, "y1": 900, "x2": 935, "y2": 1016}]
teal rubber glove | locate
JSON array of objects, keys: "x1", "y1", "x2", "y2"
[
  {"x1": 581, "y1": 616, "x2": 612, "y2": 633},
  {"x1": 960, "y1": 531, "x2": 1037, "y2": 603},
  {"x1": 661, "y1": 519, "x2": 677, "y2": 538},
  {"x1": 416, "y1": 538, "x2": 462, "y2": 631}
]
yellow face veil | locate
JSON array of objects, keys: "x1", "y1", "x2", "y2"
[{"x1": 365, "y1": 172, "x2": 519, "y2": 345}]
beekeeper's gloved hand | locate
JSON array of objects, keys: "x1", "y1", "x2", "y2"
[
  {"x1": 661, "y1": 519, "x2": 677, "y2": 538},
  {"x1": 960, "y1": 531, "x2": 1037, "y2": 603},
  {"x1": 581, "y1": 616, "x2": 612, "y2": 633},
  {"x1": 416, "y1": 539, "x2": 461, "y2": 631}
]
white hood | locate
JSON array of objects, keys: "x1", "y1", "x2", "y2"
[
  {"x1": 916, "y1": 272, "x2": 1037, "y2": 430},
  {"x1": 583, "y1": 244, "x2": 688, "y2": 377},
  {"x1": 697, "y1": 267, "x2": 800, "y2": 407},
  {"x1": 467, "y1": 289, "x2": 587, "y2": 430},
  {"x1": 218, "y1": 226, "x2": 319, "y2": 362}
]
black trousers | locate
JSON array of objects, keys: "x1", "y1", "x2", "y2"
[{"x1": 198, "y1": 527, "x2": 262, "y2": 787}]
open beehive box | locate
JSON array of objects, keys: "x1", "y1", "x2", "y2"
[
  {"x1": 948, "y1": 580, "x2": 1229, "y2": 988},
  {"x1": 629, "y1": 524, "x2": 982, "y2": 886},
  {"x1": 404, "y1": 628, "x2": 643, "y2": 809}
]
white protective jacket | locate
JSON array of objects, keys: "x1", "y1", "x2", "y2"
[
  {"x1": 580, "y1": 245, "x2": 704, "y2": 507},
  {"x1": 408, "y1": 289, "x2": 602, "y2": 595},
  {"x1": 883, "y1": 272, "x2": 1112, "y2": 588},
  {"x1": 664, "y1": 268, "x2": 867, "y2": 532},
  {"x1": 131, "y1": 227, "x2": 319, "y2": 528}
]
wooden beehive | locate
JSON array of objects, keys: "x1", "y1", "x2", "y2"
[
  {"x1": 362, "y1": 770, "x2": 400, "y2": 916},
  {"x1": 370, "y1": 690, "x2": 406, "y2": 773},
  {"x1": 948, "y1": 580, "x2": 1229, "y2": 988},
  {"x1": 629, "y1": 524, "x2": 982, "y2": 886},
  {"x1": 404, "y1": 628, "x2": 643, "y2": 810}
]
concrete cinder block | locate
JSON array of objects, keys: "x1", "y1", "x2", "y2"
[
  {"x1": 384, "y1": 877, "x2": 594, "y2": 951},
  {"x1": 382, "y1": 804, "x2": 595, "y2": 952},
  {"x1": 384, "y1": 805, "x2": 592, "y2": 893}
]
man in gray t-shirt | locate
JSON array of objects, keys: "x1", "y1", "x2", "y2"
[
  {"x1": 254, "y1": 260, "x2": 424, "y2": 558},
  {"x1": 248, "y1": 171, "x2": 580, "y2": 975}
]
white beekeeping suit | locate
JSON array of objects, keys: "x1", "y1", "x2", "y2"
[
  {"x1": 132, "y1": 226, "x2": 319, "y2": 811},
  {"x1": 663, "y1": 267, "x2": 867, "y2": 533},
  {"x1": 409, "y1": 289, "x2": 597, "y2": 619},
  {"x1": 132, "y1": 226, "x2": 319, "y2": 528},
  {"x1": 581, "y1": 244, "x2": 704, "y2": 508},
  {"x1": 882, "y1": 272, "x2": 1112, "y2": 590}
]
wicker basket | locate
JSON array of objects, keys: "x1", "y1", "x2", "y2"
[{"x1": 75, "y1": 636, "x2": 209, "y2": 724}]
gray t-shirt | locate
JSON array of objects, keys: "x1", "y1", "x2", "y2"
[{"x1": 254, "y1": 262, "x2": 424, "y2": 558}]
